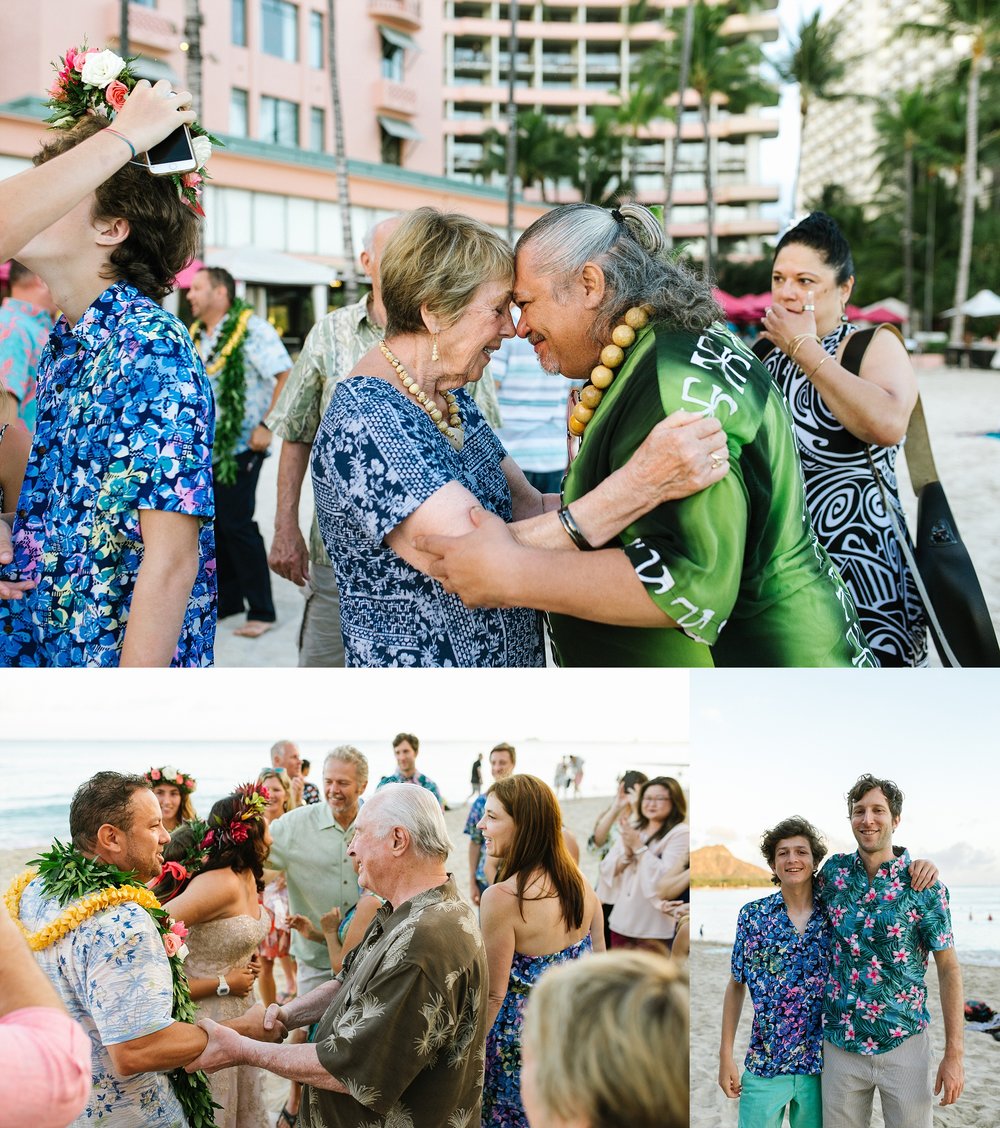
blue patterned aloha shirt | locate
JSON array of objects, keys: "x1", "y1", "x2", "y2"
[
  {"x1": 0, "y1": 283, "x2": 216, "y2": 667},
  {"x1": 377, "y1": 770, "x2": 445, "y2": 807},
  {"x1": 19, "y1": 877, "x2": 185, "y2": 1127},
  {"x1": 819, "y1": 849, "x2": 954, "y2": 1055},
  {"x1": 731, "y1": 891, "x2": 830, "y2": 1077},
  {"x1": 311, "y1": 376, "x2": 545, "y2": 668},
  {"x1": 465, "y1": 793, "x2": 489, "y2": 888}
]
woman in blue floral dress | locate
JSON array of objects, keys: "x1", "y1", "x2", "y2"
[
  {"x1": 310, "y1": 207, "x2": 728, "y2": 667},
  {"x1": 478, "y1": 774, "x2": 605, "y2": 1127}
]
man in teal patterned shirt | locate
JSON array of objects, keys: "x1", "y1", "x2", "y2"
[{"x1": 818, "y1": 774, "x2": 964, "y2": 1127}]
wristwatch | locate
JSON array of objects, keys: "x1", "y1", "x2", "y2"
[
  {"x1": 216, "y1": 974, "x2": 230, "y2": 997},
  {"x1": 635, "y1": 845, "x2": 649, "y2": 856}
]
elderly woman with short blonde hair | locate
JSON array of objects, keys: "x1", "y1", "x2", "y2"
[{"x1": 310, "y1": 207, "x2": 729, "y2": 667}]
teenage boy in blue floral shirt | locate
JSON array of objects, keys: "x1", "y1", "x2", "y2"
[
  {"x1": 818, "y1": 774, "x2": 964, "y2": 1128},
  {"x1": 0, "y1": 116, "x2": 215, "y2": 666},
  {"x1": 720, "y1": 816, "x2": 830, "y2": 1128}
]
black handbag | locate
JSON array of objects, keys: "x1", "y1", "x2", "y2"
[{"x1": 842, "y1": 328, "x2": 1000, "y2": 667}]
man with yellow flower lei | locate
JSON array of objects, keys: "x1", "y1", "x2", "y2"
[
  {"x1": 188, "y1": 266, "x2": 292, "y2": 639},
  {"x1": 4, "y1": 771, "x2": 285, "y2": 1128}
]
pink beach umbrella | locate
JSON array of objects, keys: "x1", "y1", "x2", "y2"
[{"x1": 855, "y1": 305, "x2": 904, "y2": 324}]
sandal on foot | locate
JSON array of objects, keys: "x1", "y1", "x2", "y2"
[{"x1": 277, "y1": 1106, "x2": 297, "y2": 1127}]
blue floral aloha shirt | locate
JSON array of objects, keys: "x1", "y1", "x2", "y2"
[
  {"x1": 731, "y1": 890, "x2": 830, "y2": 1077},
  {"x1": 0, "y1": 283, "x2": 216, "y2": 667},
  {"x1": 376, "y1": 770, "x2": 445, "y2": 807},
  {"x1": 311, "y1": 376, "x2": 545, "y2": 668},
  {"x1": 465, "y1": 793, "x2": 488, "y2": 887},
  {"x1": 19, "y1": 877, "x2": 185, "y2": 1126},
  {"x1": 818, "y1": 849, "x2": 954, "y2": 1055}
]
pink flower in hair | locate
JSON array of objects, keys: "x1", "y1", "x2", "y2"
[
  {"x1": 230, "y1": 822, "x2": 249, "y2": 843},
  {"x1": 151, "y1": 769, "x2": 162, "y2": 780},
  {"x1": 74, "y1": 47, "x2": 99, "y2": 73},
  {"x1": 181, "y1": 172, "x2": 203, "y2": 189}
]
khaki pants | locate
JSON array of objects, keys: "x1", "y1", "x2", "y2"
[
  {"x1": 297, "y1": 561, "x2": 345, "y2": 667},
  {"x1": 822, "y1": 1031, "x2": 934, "y2": 1128}
]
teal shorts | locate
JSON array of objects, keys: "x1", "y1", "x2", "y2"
[{"x1": 739, "y1": 1071, "x2": 822, "y2": 1128}]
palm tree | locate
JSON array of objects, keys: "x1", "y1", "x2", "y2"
[
  {"x1": 874, "y1": 90, "x2": 960, "y2": 333},
  {"x1": 572, "y1": 108, "x2": 629, "y2": 206},
  {"x1": 773, "y1": 11, "x2": 851, "y2": 221},
  {"x1": 327, "y1": 1, "x2": 357, "y2": 304},
  {"x1": 641, "y1": 2, "x2": 775, "y2": 277},
  {"x1": 664, "y1": 0, "x2": 696, "y2": 244},
  {"x1": 906, "y1": 0, "x2": 1000, "y2": 345},
  {"x1": 474, "y1": 111, "x2": 571, "y2": 203}
]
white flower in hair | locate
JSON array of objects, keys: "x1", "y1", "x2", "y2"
[
  {"x1": 81, "y1": 50, "x2": 126, "y2": 89},
  {"x1": 192, "y1": 135, "x2": 213, "y2": 169},
  {"x1": 162, "y1": 764, "x2": 178, "y2": 781}
]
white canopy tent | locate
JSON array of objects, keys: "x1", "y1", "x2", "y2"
[{"x1": 941, "y1": 289, "x2": 1000, "y2": 318}]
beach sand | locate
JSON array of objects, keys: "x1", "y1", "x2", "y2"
[
  {"x1": 691, "y1": 940, "x2": 999, "y2": 1127},
  {"x1": 213, "y1": 362, "x2": 1000, "y2": 668}
]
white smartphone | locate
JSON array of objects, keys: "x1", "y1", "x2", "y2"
[{"x1": 145, "y1": 123, "x2": 198, "y2": 176}]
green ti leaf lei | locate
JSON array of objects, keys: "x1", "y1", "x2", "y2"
[
  {"x1": 33, "y1": 840, "x2": 220, "y2": 1128},
  {"x1": 191, "y1": 298, "x2": 253, "y2": 486}
]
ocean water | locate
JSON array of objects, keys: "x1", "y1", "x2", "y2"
[
  {"x1": 0, "y1": 737, "x2": 687, "y2": 850},
  {"x1": 694, "y1": 885, "x2": 1000, "y2": 967}
]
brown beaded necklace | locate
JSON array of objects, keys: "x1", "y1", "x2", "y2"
[
  {"x1": 567, "y1": 305, "x2": 653, "y2": 453},
  {"x1": 379, "y1": 339, "x2": 464, "y2": 451}
]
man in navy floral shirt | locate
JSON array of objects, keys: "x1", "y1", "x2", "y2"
[
  {"x1": 0, "y1": 116, "x2": 215, "y2": 666},
  {"x1": 818, "y1": 774, "x2": 964, "y2": 1127},
  {"x1": 720, "y1": 816, "x2": 830, "y2": 1128},
  {"x1": 376, "y1": 733, "x2": 446, "y2": 808}
]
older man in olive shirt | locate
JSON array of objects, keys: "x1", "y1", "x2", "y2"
[{"x1": 188, "y1": 784, "x2": 488, "y2": 1128}]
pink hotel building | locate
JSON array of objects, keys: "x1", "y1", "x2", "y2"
[{"x1": 1, "y1": 0, "x2": 780, "y2": 331}]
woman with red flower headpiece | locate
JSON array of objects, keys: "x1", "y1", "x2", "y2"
[{"x1": 163, "y1": 785, "x2": 272, "y2": 1127}]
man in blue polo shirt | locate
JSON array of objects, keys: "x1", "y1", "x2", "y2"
[
  {"x1": 720, "y1": 816, "x2": 830, "y2": 1127},
  {"x1": 818, "y1": 773, "x2": 964, "y2": 1128}
]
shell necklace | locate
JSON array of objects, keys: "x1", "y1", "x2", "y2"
[
  {"x1": 379, "y1": 340, "x2": 464, "y2": 451},
  {"x1": 568, "y1": 305, "x2": 653, "y2": 446}
]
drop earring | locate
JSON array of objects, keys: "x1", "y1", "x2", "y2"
[
  {"x1": 431, "y1": 333, "x2": 439, "y2": 363},
  {"x1": 840, "y1": 306, "x2": 849, "y2": 323}
]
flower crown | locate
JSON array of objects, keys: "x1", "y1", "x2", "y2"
[
  {"x1": 44, "y1": 43, "x2": 221, "y2": 216},
  {"x1": 200, "y1": 782, "x2": 270, "y2": 852},
  {"x1": 145, "y1": 765, "x2": 197, "y2": 794}
]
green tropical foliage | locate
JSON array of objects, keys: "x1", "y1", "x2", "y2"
[
  {"x1": 638, "y1": 1, "x2": 777, "y2": 276},
  {"x1": 774, "y1": 10, "x2": 854, "y2": 216}
]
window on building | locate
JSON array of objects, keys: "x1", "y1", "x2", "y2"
[
  {"x1": 309, "y1": 10, "x2": 324, "y2": 68},
  {"x1": 132, "y1": 0, "x2": 156, "y2": 7},
  {"x1": 309, "y1": 106, "x2": 326, "y2": 151},
  {"x1": 230, "y1": 87, "x2": 249, "y2": 137},
  {"x1": 260, "y1": 95, "x2": 300, "y2": 147},
  {"x1": 382, "y1": 39, "x2": 404, "y2": 81},
  {"x1": 232, "y1": 0, "x2": 247, "y2": 46},
  {"x1": 381, "y1": 128, "x2": 402, "y2": 165},
  {"x1": 262, "y1": 0, "x2": 299, "y2": 61}
]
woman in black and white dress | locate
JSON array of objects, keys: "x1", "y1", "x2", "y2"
[{"x1": 759, "y1": 212, "x2": 926, "y2": 666}]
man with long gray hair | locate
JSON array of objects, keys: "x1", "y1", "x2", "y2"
[
  {"x1": 419, "y1": 202, "x2": 876, "y2": 668},
  {"x1": 187, "y1": 783, "x2": 488, "y2": 1128}
]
